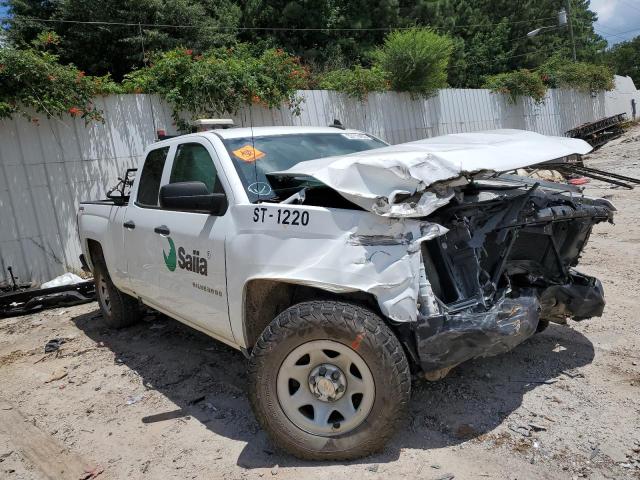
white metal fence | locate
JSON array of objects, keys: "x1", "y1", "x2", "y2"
[{"x1": 1, "y1": 76, "x2": 638, "y2": 284}]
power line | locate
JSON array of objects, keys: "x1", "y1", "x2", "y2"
[
  {"x1": 595, "y1": 26, "x2": 640, "y2": 41},
  {"x1": 617, "y1": 0, "x2": 640, "y2": 15},
  {"x1": 0, "y1": 14, "x2": 558, "y2": 32},
  {"x1": 0, "y1": 12, "x2": 571, "y2": 66},
  {"x1": 465, "y1": 45, "x2": 561, "y2": 67}
]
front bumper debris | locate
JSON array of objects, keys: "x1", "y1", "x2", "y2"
[
  {"x1": 412, "y1": 179, "x2": 612, "y2": 373},
  {"x1": 539, "y1": 271, "x2": 605, "y2": 323},
  {"x1": 416, "y1": 295, "x2": 540, "y2": 372}
]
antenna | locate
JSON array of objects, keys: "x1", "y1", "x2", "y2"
[{"x1": 248, "y1": 103, "x2": 260, "y2": 202}]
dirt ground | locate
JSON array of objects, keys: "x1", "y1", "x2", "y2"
[{"x1": 1, "y1": 127, "x2": 640, "y2": 480}]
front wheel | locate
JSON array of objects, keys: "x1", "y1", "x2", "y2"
[{"x1": 248, "y1": 301, "x2": 410, "y2": 460}]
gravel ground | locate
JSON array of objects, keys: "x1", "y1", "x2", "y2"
[{"x1": 1, "y1": 127, "x2": 640, "y2": 480}]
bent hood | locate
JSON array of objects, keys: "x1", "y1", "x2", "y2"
[{"x1": 271, "y1": 129, "x2": 592, "y2": 217}]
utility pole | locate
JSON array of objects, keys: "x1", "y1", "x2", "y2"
[{"x1": 565, "y1": 0, "x2": 577, "y2": 61}]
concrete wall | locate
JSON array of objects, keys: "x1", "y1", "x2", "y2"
[
  {"x1": 605, "y1": 75, "x2": 640, "y2": 119},
  {"x1": 0, "y1": 78, "x2": 635, "y2": 284}
]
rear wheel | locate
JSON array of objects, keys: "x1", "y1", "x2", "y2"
[
  {"x1": 248, "y1": 301, "x2": 410, "y2": 460},
  {"x1": 93, "y1": 259, "x2": 140, "y2": 329}
]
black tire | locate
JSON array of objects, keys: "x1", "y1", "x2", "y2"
[
  {"x1": 93, "y1": 258, "x2": 140, "y2": 329},
  {"x1": 248, "y1": 301, "x2": 411, "y2": 460}
]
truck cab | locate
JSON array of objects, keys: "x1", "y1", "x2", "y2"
[{"x1": 80, "y1": 126, "x2": 388, "y2": 346}]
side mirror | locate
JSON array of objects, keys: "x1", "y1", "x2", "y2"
[{"x1": 159, "y1": 181, "x2": 228, "y2": 215}]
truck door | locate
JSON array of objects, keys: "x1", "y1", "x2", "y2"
[
  {"x1": 151, "y1": 140, "x2": 233, "y2": 343},
  {"x1": 123, "y1": 146, "x2": 172, "y2": 302}
]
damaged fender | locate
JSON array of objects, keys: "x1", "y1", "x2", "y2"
[{"x1": 226, "y1": 204, "x2": 448, "y2": 345}]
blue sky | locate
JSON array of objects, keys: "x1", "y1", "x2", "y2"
[
  {"x1": 592, "y1": 0, "x2": 640, "y2": 45},
  {"x1": 1, "y1": 2, "x2": 638, "y2": 46}
]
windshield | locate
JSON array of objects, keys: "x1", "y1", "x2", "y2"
[{"x1": 222, "y1": 132, "x2": 387, "y2": 202}]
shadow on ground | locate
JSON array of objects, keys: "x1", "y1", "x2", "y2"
[{"x1": 72, "y1": 308, "x2": 594, "y2": 469}]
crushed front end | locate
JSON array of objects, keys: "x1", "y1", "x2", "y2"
[
  {"x1": 271, "y1": 129, "x2": 615, "y2": 375},
  {"x1": 414, "y1": 176, "x2": 614, "y2": 374}
]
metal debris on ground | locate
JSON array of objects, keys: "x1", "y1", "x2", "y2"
[
  {"x1": 508, "y1": 424, "x2": 532, "y2": 437},
  {"x1": 528, "y1": 423, "x2": 547, "y2": 432},
  {"x1": 44, "y1": 338, "x2": 66, "y2": 353},
  {"x1": 512, "y1": 378, "x2": 558, "y2": 385},
  {"x1": 0, "y1": 268, "x2": 96, "y2": 318},
  {"x1": 187, "y1": 395, "x2": 205, "y2": 406},
  {"x1": 566, "y1": 113, "x2": 626, "y2": 149},
  {"x1": 45, "y1": 368, "x2": 68, "y2": 383},
  {"x1": 432, "y1": 474, "x2": 455, "y2": 480},
  {"x1": 551, "y1": 162, "x2": 640, "y2": 189}
]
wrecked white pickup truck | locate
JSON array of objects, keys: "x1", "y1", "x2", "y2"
[{"x1": 77, "y1": 126, "x2": 613, "y2": 460}]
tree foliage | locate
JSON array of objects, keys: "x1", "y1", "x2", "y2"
[
  {"x1": 238, "y1": 0, "x2": 400, "y2": 68},
  {"x1": 483, "y1": 69, "x2": 548, "y2": 104},
  {"x1": 483, "y1": 56, "x2": 615, "y2": 103},
  {"x1": 317, "y1": 65, "x2": 388, "y2": 100},
  {"x1": 539, "y1": 56, "x2": 614, "y2": 93},
  {"x1": 2, "y1": 0, "x2": 240, "y2": 80},
  {"x1": 604, "y1": 36, "x2": 640, "y2": 88},
  {"x1": 401, "y1": 0, "x2": 607, "y2": 87},
  {"x1": 2, "y1": 0, "x2": 609, "y2": 87},
  {"x1": 0, "y1": 32, "x2": 120, "y2": 121},
  {"x1": 0, "y1": 0, "x2": 622, "y2": 115},
  {"x1": 374, "y1": 28, "x2": 453, "y2": 96},
  {"x1": 124, "y1": 46, "x2": 309, "y2": 130}
]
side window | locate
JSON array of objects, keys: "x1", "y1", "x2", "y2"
[
  {"x1": 137, "y1": 147, "x2": 170, "y2": 207},
  {"x1": 170, "y1": 143, "x2": 224, "y2": 194}
]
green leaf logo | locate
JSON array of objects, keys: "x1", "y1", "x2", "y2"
[{"x1": 163, "y1": 237, "x2": 177, "y2": 272}]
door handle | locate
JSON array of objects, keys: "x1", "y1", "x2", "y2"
[
  {"x1": 123, "y1": 220, "x2": 136, "y2": 230},
  {"x1": 154, "y1": 225, "x2": 170, "y2": 235}
]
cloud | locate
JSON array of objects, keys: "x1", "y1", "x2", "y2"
[{"x1": 591, "y1": 0, "x2": 640, "y2": 45}]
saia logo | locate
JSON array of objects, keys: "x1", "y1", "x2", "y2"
[
  {"x1": 163, "y1": 237, "x2": 177, "y2": 272},
  {"x1": 162, "y1": 237, "x2": 208, "y2": 276}
]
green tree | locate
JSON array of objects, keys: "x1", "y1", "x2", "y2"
[
  {"x1": 374, "y1": 28, "x2": 453, "y2": 96},
  {"x1": 539, "y1": 55, "x2": 614, "y2": 92},
  {"x1": 318, "y1": 65, "x2": 388, "y2": 100},
  {"x1": 237, "y1": 0, "x2": 400, "y2": 67},
  {"x1": 605, "y1": 36, "x2": 640, "y2": 87},
  {"x1": 400, "y1": 0, "x2": 607, "y2": 87},
  {"x1": 124, "y1": 45, "x2": 309, "y2": 130},
  {"x1": 483, "y1": 69, "x2": 548, "y2": 103},
  {"x1": 0, "y1": 32, "x2": 119, "y2": 121},
  {"x1": 1, "y1": 0, "x2": 609, "y2": 88},
  {"x1": 1, "y1": 0, "x2": 240, "y2": 79}
]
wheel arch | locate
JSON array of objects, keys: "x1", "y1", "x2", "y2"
[
  {"x1": 85, "y1": 238, "x2": 105, "y2": 270},
  {"x1": 242, "y1": 279, "x2": 382, "y2": 350}
]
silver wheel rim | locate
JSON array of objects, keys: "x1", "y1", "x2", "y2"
[
  {"x1": 97, "y1": 276, "x2": 111, "y2": 315},
  {"x1": 276, "y1": 340, "x2": 375, "y2": 436}
]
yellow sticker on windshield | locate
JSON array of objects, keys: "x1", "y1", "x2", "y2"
[{"x1": 233, "y1": 145, "x2": 266, "y2": 163}]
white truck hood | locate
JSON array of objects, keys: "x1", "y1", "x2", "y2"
[{"x1": 272, "y1": 129, "x2": 592, "y2": 217}]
